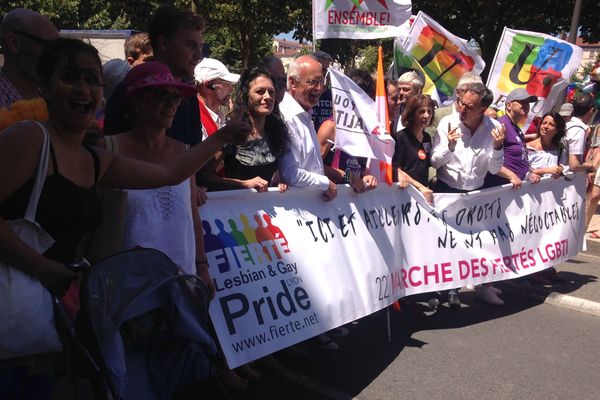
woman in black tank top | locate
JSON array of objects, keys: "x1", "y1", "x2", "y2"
[{"x1": 0, "y1": 38, "x2": 251, "y2": 298}]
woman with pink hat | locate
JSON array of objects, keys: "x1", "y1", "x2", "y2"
[{"x1": 99, "y1": 60, "x2": 219, "y2": 296}]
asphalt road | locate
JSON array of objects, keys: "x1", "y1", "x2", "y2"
[{"x1": 235, "y1": 276, "x2": 600, "y2": 400}]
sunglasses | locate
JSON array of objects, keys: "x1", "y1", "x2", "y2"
[{"x1": 149, "y1": 88, "x2": 182, "y2": 106}]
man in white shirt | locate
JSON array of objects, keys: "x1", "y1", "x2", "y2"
[
  {"x1": 427, "y1": 72, "x2": 483, "y2": 137},
  {"x1": 431, "y1": 82, "x2": 506, "y2": 307},
  {"x1": 565, "y1": 93, "x2": 595, "y2": 170},
  {"x1": 279, "y1": 55, "x2": 337, "y2": 201},
  {"x1": 278, "y1": 54, "x2": 339, "y2": 351},
  {"x1": 431, "y1": 82, "x2": 505, "y2": 192}
]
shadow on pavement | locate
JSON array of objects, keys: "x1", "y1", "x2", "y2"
[{"x1": 233, "y1": 288, "x2": 550, "y2": 399}]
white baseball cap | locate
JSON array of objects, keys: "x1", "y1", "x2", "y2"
[
  {"x1": 194, "y1": 58, "x2": 240, "y2": 84},
  {"x1": 558, "y1": 103, "x2": 573, "y2": 117}
]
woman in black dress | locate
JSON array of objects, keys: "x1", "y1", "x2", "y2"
[{"x1": 203, "y1": 66, "x2": 289, "y2": 192}]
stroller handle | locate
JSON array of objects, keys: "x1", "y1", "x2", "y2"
[{"x1": 67, "y1": 257, "x2": 91, "y2": 273}]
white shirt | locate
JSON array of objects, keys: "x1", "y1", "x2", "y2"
[
  {"x1": 564, "y1": 116, "x2": 588, "y2": 157},
  {"x1": 278, "y1": 92, "x2": 330, "y2": 191},
  {"x1": 431, "y1": 113, "x2": 504, "y2": 191},
  {"x1": 123, "y1": 179, "x2": 196, "y2": 274},
  {"x1": 201, "y1": 105, "x2": 225, "y2": 141},
  {"x1": 527, "y1": 145, "x2": 569, "y2": 177}
]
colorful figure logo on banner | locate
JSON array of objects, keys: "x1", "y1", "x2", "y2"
[{"x1": 203, "y1": 214, "x2": 290, "y2": 273}]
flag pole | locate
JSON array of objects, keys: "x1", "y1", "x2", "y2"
[
  {"x1": 312, "y1": 0, "x2": 317, "y2": 51},
  {"x1": 375, "y1": 45, "x2": 393, "y2": 184},
  {"x1": 386, "y1": 308, "x2": 391, "y2": 342}
]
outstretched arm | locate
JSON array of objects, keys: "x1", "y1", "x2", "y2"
[{"x1": 98, "y1": 121, "x2": 251, "y2": 190}]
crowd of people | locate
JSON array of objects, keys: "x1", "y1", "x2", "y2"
[{"x1": 1, "y1": 5, "x2": 599, "y2": 399}]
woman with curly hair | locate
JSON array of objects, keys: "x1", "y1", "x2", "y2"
[
  {"x1": 527, "y1": 111, "x2": 568, "y2": 178},
  {"x1": 202, "y1": 66, "x2": 289, "y2": 192}
]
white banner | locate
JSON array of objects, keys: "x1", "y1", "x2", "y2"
[
  {"x1": 201, "y1": 174, "x2": 585, "y2": 368},
  {"x1": 486, "y1": 28, "x2": 583, "y2": 118},
  {"x1": 329, "y1": 68, "x2": 395, "y2": 163},
  {"x1": 403, "y1": 11, "x2": 485, "y2": 105},
  {"x1": 313, "y1": 0, "x2": 412, "y2": 40}
]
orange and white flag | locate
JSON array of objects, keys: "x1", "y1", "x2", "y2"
[
  {"x1": 328, "y1": 67, "x2": 395, "y2": 163},
  {"x1": 375, "y1": 46, "x2": 393, "y2": 185}
]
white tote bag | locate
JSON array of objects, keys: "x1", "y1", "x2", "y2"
[{"x1": 0, "y1": 121, "x2": 62, "y2": 359}]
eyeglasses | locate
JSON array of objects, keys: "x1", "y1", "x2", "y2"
[
  {"x1": 150, "y1": 88, "x2": 182, "y2": 106},
  {"x1": 302, "y1": 77, "x2": 326, "y2": 88},
  {"x1": 13, "y1": 30, "x2": 51, "y2": 47},
  {"x1": 458, "y1": 98, "x2": 482, "y2": 112}
]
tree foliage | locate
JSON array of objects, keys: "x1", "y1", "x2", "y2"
[
  {"x1": 0, "y1": 0, "x2": 188, "y2": 30},
  {"x1": 196, "y1": 0, "x2": 311, "y2": 70},
  {"x1": 3, "y1": 0, "x2": 599, "y2": 76}
]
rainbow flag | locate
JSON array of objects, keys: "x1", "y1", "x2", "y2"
[
  {"x1": 487, "y1": 28, "x2": 582, "y2": 119},
  {"x1": 403, "y1": 11, "x2": 485, "y2": 105}
]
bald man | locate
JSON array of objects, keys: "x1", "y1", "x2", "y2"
[
  {"x1": 0, "y1": 8, "x2": 59, "y2": 107},
  {"x1": 278, "y1": 55, "x2": 337, "y2": 201}
]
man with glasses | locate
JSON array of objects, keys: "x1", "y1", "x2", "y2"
[
  {"x1": 431, "y1": 82, "x2": 506, "y2": 306},
  {"x1": 427, "y1": 72, "x2": 483, "y2": 137},
  {"x1": 194, "y1": 57, "x2": 239, "y2": 139},
  {"x1": 279, "y1": 54, "x2": 339, "y2": 351},
  {"x1": 432, "y1": 82, "x2": 505, "y2": 192},
  {"x1": 0, "y1": 8, "x2": 58, "y2": 108}
]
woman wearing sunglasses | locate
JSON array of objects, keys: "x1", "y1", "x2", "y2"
[{"x1": 99, "y1": 61, "x2": 216, "y2": 296}]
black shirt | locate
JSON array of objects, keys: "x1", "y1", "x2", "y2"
[{"x1": 392, "y1": 128, "x2": 432, "y2": 186}]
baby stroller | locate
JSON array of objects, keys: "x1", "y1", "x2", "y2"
[{"x1": 79, "y1": 248, "x2": 217, "y2": 400}]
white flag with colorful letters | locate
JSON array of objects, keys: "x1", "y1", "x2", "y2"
[{"x1": 486, "y1": 28, "x2": 583, "y2": 118}]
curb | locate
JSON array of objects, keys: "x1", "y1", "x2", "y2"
[
  {"x1": 584, "y1": 238, "x2": 600, "y2": 256},
  {"x1": 501, "y1": 281, "x2": 600, "y2": 317}
]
